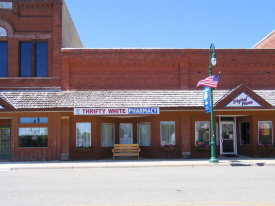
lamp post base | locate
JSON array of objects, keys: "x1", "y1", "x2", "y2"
[{"x1": 209, "y1": 157, "x2": 219, "y2": 163}]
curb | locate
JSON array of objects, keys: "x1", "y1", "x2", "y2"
[{"x1": 1, "y1": 161, "x2": 275, "y2": 170}]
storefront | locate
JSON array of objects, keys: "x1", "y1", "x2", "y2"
[
  {"x1": 1, "y1": 84, "x2": 275, "y2": 161},
  {"x1": 0, "y1": 0, "x2": 275, "y2": 161}
]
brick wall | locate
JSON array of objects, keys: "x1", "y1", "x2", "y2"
[
  {"x1": 253, "y1": 30, "x2": 275, "y2": 49},
  {"x1": 61, "y1": 49, "x2": 275, "y2": 91},
  {"x1": 0, "y1": 0, "x2": 62, "y2": 89}
]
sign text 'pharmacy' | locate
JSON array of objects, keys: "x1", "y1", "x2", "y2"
[{"x1": 74, "y1": 108, "x2": 159, "y2": 115}]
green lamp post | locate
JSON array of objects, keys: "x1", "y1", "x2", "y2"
[{"x1": 209, "y1": 43, "x2": 219, "y2": 163}]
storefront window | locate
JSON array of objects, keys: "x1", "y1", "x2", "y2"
[
  {"x1": 101, "y1": 123, "x2": 115, "y2": 147},
  {"x1": 138, "y1": 122, "x2": 151, "y2": 146},
  {"x1": 258, "y1": 121, "x2": 273, "y2": 145},
  {"x1": 76, "y1": 123, "x2": 91, "y2": 147},
  {"x1": 160, "y1": 121, "x2": 175, "y2": 146},
  {"x1": 18, "y1": 128, "x2": 48, "y2": 147},
  {"x1": 195, "y1": 121, "x2": 210, "y2": 146},
  {"x1": 240, "y1": 122, "x2": 250, "y2": 145}
]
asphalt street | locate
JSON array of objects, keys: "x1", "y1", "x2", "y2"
[{"x1": 1, "y1": 165, "x2": 275, "y2": 206}]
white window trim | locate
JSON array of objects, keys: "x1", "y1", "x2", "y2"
[{"x1": 195, "y1": 121, "x2": 210, "y2": 146}]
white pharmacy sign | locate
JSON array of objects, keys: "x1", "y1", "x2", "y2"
[{"x1": 74, "y1": 108, "x2": 159, "y2": 115}]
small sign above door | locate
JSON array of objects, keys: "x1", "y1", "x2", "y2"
[{"x1": 225, "y1": 92, "x2": 262, "y2": 107}]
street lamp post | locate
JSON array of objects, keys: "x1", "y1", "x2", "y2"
[{"x1": 209, "y1": 43, "x2": 219, "y2": 163}]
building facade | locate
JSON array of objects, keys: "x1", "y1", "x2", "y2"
[{"x1": 0, "y1": 0, "x2": 275, "y2": 161}]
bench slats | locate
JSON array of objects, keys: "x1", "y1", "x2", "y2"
[{"x1": 112, "y1": 144, "x2": 141, "y2": 159}]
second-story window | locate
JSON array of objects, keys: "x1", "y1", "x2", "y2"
[
  {"x1": 20, "y1": 41, "x2": 47, "y2": 77},
  {"x1": 0, "y1": 42, "x2": 7, "y2": 77}
]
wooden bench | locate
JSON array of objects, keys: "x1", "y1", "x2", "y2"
[{"x1": 112, "y1": 144, "x2": 141, "y2": 159}]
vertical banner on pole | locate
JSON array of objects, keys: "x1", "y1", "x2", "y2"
[{"x1": 203, "y1": 87, "x2": 211, "y2": 113}]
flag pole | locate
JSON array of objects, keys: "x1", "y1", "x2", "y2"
[{"x1": 209, "y1": 44, "x2": 219, "y2": 163}]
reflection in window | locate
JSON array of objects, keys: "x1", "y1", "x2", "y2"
[
  {"x1": 119, "y1": 124, "x2": 133, "y2": 144},
  {"x1": 76, "y1": 123, "x2": 91, "y2": 147},
  {"x1": 18, "y1": 128, "x2": 48, "y2": 147},
  {"x1": 195, "y1": 122, "x2": 210, "y2": 146},
  {"x1": 36, "y1": 43, "x2": 47, "y2": 77},
  {"x1": 20, "y1": 41, "x2": 47, "y2": 77},
  {"x1": 19, "y1": 117, "x2": 48, "y2": 124},
  {"x1": 20, "y1": 42, "x2": 32, "y2": 77},
  {"x1": 160, "y1": 121, "x2": 175, "y2": 146},
  {"x1": 0, "y1": 42, "x2": 7, "y2": 77},
  {"x1": 138, "y1": 122, "x2": 151, "y2": 146},
  {"x1": 0, "y1": 27, "x2": 7, "y2": 36},
  {"x1": 258, "y1": 121, "x2": 273, "y2": 145},
  {"x1": 101, "y1": 123, "x2": 115, "y2": 147}
]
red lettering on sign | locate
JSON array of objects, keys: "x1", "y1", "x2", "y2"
[{"x1": 108, "y1": 109, "x2": 114, "y2": 114}]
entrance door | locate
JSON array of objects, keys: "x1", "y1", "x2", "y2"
[
  {"x1": 0, "y1": 127, "x2": 11, "y2": 158},
  {"x1": 119, "y1": 124, "x2": 133, "y2": 144},
  {"x1": 220, "y1": 122, "x2": 235, "y2": 154}
]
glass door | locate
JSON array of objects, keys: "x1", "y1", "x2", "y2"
[
  {"x1": 220, "y1": 122, "x2": 235, "y2": 154},
  {"x1": 0, "y1": 127, "x2": 11, "y2": 158},
  {"x1": 119, "y1": 124, "x2": 133, "y2": 144}
]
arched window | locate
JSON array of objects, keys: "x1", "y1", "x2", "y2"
[{"x1": 0, "y1": 27, "x2": 7, "y2": 37}]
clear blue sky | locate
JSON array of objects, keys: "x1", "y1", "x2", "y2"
[{"x1": 64, "y1": 0, "x2": 275, "y2": 49}]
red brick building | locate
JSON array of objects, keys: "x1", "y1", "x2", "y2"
[{"x1": 1, "y1": 0, "x2": 275, "y2": 161}]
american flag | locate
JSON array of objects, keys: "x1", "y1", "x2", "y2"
[{"x1": 196, "y1": 74, "x2": 220, "y2": 88}]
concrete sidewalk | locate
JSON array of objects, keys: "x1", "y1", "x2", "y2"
[{"x1": 0, "y1": 155, "x2": 275, "y2": 170}]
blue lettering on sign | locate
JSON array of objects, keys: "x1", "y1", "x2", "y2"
[{"x1": 128, "y1": 108, "x2": 159, "y2": 114}]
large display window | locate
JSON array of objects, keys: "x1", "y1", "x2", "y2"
[{"x1": 18, "y1": 128, "x2": 48, "y2": 148}]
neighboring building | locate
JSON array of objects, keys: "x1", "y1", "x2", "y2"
[
  {"x1": 253, "y1": 30, "x2": 275, "y2": 49},
  {"x1": 0, "y1": 0, "x2": 275, "y2": 161}
]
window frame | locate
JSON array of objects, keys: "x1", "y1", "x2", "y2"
[
  {"x1": 137, "y1": 122, "x2": 151, "y2": 146},
  {"x1": 18, "y1": 127, "x2": 48, "y2": 148},
  {"x1": 76, "y1": 122, "x2": 91, "y2": 147},
  {"x1": 160, "y1": 121, "x2": 176, "y2": 146},
  {"x1": 195, "y1": 121, "x2": 210, "y2": 146},
  {"x1": 19, "y1": 40, "x2": 48, "y2": 77},
  {"x1": 258, "y1": 121, "x2": 273, "y2": 145},
  {"x1": 101, "y1": 123, "x2": 115, "y2": 147}
]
